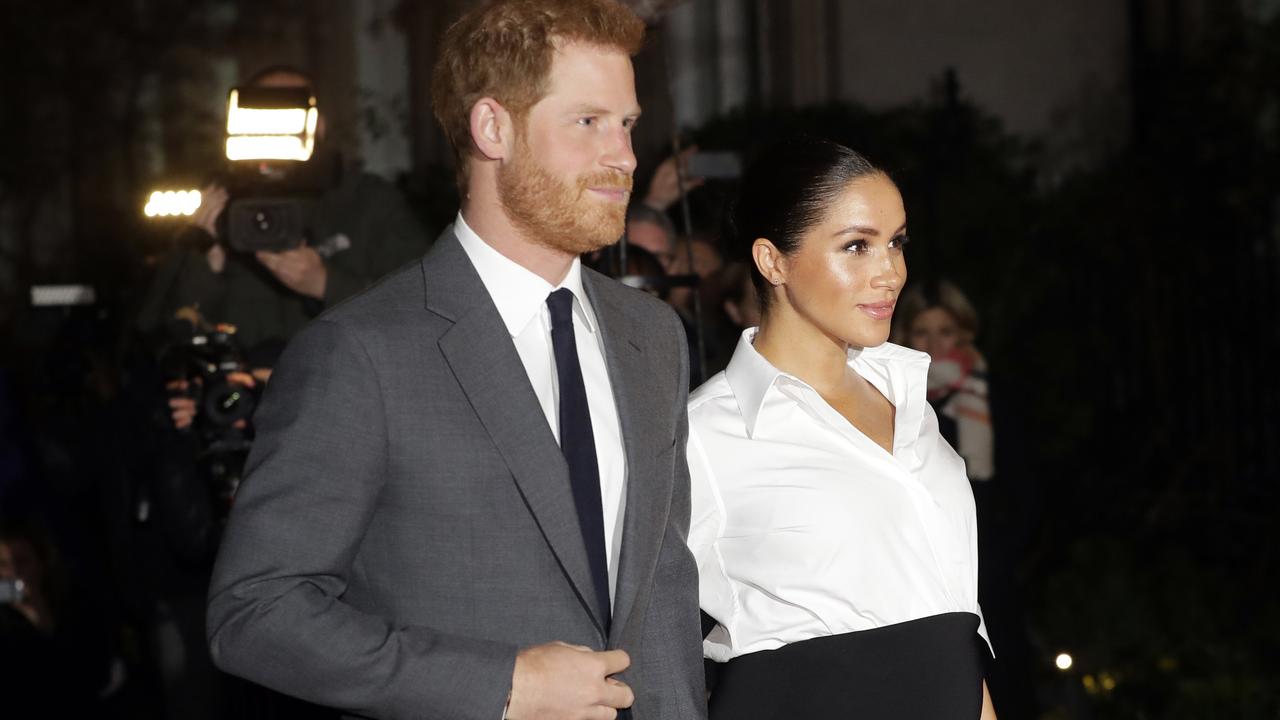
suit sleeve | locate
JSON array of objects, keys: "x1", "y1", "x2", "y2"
[
  {"x1": 636, "y1": 309, "x2": 709, "y2": 719},
  {"x1": 206, "y1": 318, "x2": 516, "y2": 720}
]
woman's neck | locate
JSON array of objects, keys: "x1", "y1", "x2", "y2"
[{"x1": 752, "y1": 308, "x2": 860, "y2": 396}]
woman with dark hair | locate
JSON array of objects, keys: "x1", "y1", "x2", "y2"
[{"x1": 686, "y1": 136, "x2": 996, "y2": 719}]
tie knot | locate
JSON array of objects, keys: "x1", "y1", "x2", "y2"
[{"x1": 547, "y1": 288, "x2": 575, "y2": 330}]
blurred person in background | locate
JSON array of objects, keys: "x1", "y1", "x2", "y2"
[
  {"x1": 130, "y1": 63, "x2": 430, "y2": 719},
  {"x1": 1, "y1": 518, "x2": 117, "y2": 716},
  {"x1": 623, "y1": 203, "x2": 678, "y2": 267},
  {"x1": 717, "y1": 261, "x2": 760, "y2": 332},
  {"x1": 666, "y1": 235, "x2": 729, "y2": 377},
  {"x1": 137, "y1": 65, "x2": 431, "y2": 357},
  {"x1": 139, "y1": 63, "x2": 431, "y2": 441},
  {"x1": 896, "y1": 280, "x2": 992, "y2": 480},
  {"x1": 894, "y1": 278, "x2": 1037, "y2": 719},
  {"x1": 639, "y1": 145, "x2": 705, "y2": 217}
]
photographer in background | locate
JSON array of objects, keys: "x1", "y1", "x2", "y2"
[
  {"x1": 137, "y1": 64, "x2": 431, "y2": 357},
  {"x1": 130, "y1": 64, "x2": 428, "y2": 719}
]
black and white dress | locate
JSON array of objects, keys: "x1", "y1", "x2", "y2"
[{"x1": 687, "y1": 329, "x2": 992, "y2": 720}]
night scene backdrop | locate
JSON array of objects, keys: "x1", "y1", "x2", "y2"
[{"x1": 1, "y1": 1, "x2": 1277, "y2": 718}]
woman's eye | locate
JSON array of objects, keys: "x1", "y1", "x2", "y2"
[
  {"x1": 843, "y1": 239, "x2": 869, "y2": 254},
  {"x1": 890, "y1": 233, "x2": 910, "y2": 249}
]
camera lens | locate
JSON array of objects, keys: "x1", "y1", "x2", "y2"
[{"x1": 203, "y1": 378, "x2": 257, "y2": 428}]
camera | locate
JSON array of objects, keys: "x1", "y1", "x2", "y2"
[
  {"x1": 159, "y1": 318, "x2": 262, "y2": 519},
  {"x1": 162, "y1": 322, "x2": 261, "y2": 431},
  {"x1": 226, "y1": 196, "x2": 313, "y2": 254},
  {"x1": 221, "y1": 85, "x2": 338, "y2": 253}
]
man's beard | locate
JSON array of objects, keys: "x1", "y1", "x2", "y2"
[{"x1": 498, "y1": 138, "x2": 632, "y2": 255}]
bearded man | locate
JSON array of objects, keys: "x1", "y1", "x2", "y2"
[{"x1": 205, "y1": 1, "x2": 706, "y2": 719}]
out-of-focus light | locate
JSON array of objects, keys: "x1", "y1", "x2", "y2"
[
  {"x1": 226, "y1": 102, "x2": 309, "y2": 136},
  {"x1": 144, "y1": 189, "x2": 202, "y2": 218},
  {"x1": 225, "y1": 135, "x2": 314, "y2": 162},
  {"x1": 1082, "y1": 674, "x2": 1098, "y2": 694},
  {"x1": 31, "y1": 284, "x2": 96, "y2": 307},
  {"x1": 1055, "y1": 653, "x2": 1074, "y2": 671},
  {"x1": 224, "y1": 88, "x2": 317, "y2": 161},
  {"x1": 1100, "y1": 673, "x2": 1117, "y2": 691}
]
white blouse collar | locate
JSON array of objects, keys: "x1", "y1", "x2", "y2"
[{"x1": 723, "y1": 328, "x2": 932, "y2": 453}]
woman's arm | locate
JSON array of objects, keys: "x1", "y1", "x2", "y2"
[{"x1": 980, "y1": 680, "x2": 997, "y2": 720}]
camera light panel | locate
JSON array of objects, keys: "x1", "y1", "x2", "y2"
[
  {"x1": 144, "y1": 189, "x2": 202, "y2": 218},
  {"x1": 225, "y1": 88, "x2": 318, "y2": 162}
]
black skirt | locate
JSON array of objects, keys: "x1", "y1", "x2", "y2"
[{"x1": 708, "y1": 612, "x2": 987, "y2": 720}]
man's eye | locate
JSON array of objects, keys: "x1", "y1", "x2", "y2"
[{"x1": 577, "y1": 117, "x2": 596, "y2": 126}]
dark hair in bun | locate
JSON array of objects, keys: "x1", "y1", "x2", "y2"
[{"x1": 724, "y1": 135, "x2": 883, "y2": 308}]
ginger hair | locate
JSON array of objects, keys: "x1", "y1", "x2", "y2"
[{"x1": 431, "y1": 0, "x2": 645, "y2": 190}]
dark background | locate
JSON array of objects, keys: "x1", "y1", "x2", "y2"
[{"x1": 1, "y1": 1, "x2": 1277, "y2": 718}]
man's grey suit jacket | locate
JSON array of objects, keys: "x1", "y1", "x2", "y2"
[{"x1": 206, "y1": 229, "x2": 706, "y2": 720}]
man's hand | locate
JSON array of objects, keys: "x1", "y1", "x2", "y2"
[
  {"x1": 643, "y1": 146, "x2": 705, "y2": 211},
  {"x1": 193, "y1": 183, "x2": 229, "y2": 238},
  {"x1": 166, "y1": 379, "x2": 198, "y2": 430},
  {"x1": 192, "y1": 183, "x2": 231, "y2": 273},
  {"x1": 506, "y1": 642, "x2": 634, "y2": 720},
  {"x1": 256, "y1": 245, "x2": 328, "y2": 300}
]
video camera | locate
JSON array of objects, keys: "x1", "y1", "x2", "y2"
[
  {"x1": 143, "y1": 84, "x2": 341, "y2": 255},
  {"x1": 221, "y1": 85, "x2": 340, "y2": 254}
]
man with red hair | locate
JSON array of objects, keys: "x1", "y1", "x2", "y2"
[{"x1": 206, "y1": 2, "x2": 706, "y2": 719}]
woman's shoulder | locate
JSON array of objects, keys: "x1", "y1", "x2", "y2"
[
  {"x1": 688, "y1": 370, "x2": 734, "y2": 415},
  {"x1": 861, "y1": 340, "x2": 931, "y2": 367}
]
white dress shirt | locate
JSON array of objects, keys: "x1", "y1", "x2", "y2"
[
  {"x1": 687, "y1": 329, "x2": 990, "y2": 662},
  {"x1": 455, "y1": 213, "x2": 627, "y2": 605}
]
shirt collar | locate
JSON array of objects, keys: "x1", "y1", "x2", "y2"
[
  {"x1": 454, "y1": 212, "x2": 598, "y2": 337},
  {"x1": 723, "y1": 328, "x2": 785, "y2": 437},
  {"x1": 724, "y1": 327, "x2": 932, "y2": 443}
]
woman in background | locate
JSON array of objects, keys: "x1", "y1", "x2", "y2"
[
  {"x1": 687, "y1": 136, "x2": 996, "y2": 719},
  {"x1": 895, "y1": 280, "x2": 993, "y2": 481}
]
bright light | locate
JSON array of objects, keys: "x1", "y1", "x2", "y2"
[
  {"x1": 144, "y1": 189, "x2": 202, "y2": 218},
  {"x1": 1055, "y1": 653, "x2": 1074, "y2": 671},
  {"x1": 224, "y1": 88, "x2": 318, "y2": 161},
  {"x1": 225, "y1": 135, "x2": 315, "y2": 162},
  {"x1": 31, "y1": 285, "x2": 96, "y2": 307},
  {"x1": 226, "y1": 91, "x2": 310, "y2": 135}
]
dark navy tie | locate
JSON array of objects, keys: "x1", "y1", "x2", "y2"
[{"x1": 546, "y1": 288, "x2": 611, "y2": 632}]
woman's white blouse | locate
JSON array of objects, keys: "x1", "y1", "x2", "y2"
[{"x1": 687, "y1": 329, "x2": 990, "y2": 662}]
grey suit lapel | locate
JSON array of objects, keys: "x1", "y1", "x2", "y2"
[
  {"x1": 423, "y1": 231, "x2": 607, "y2": 636},
  {"x1": 583, "y1": 271, "x2": 673, "y2": 648}
]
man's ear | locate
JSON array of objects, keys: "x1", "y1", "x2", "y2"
[{"x1": 469, "y1": 97, "x2": 514, "y2": 162}]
